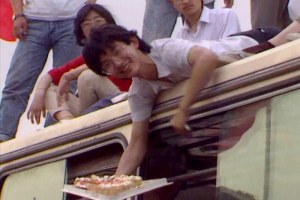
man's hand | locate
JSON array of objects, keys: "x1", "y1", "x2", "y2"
[
  {"x1": 13, "y1": 16, "x2": 27, "y2": 40},
  {"x1": 56, "y1": 71, "x2": 76, "y2": 106},
  {"x1": 170, "y1": 109, "x2": 190, "y2": 134}
]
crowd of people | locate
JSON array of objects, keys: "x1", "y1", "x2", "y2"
[{"x1": 1, "y1": 2, "x2": 300, "y2": 197}]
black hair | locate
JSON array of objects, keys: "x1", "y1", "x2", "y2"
[
  {"x1": 74, "y1": 4, "x2": 116, "y2": 46},
  {"x1": 83, "y1": 24, "x2": 151, "y2": 76}
]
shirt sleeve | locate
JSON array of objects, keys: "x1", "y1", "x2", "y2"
[
  {"x1": 128, "y1": 78, "x2": 158, "y2": 122},
  {"x1": 48, "y1": 55, "x2": 85, "y2": 85},
  {"x1": 160, "y1": 39, "x2": 192, "y2": 67}
]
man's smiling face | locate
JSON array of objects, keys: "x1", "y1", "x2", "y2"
[{"x1": 99, "y1": 41, "x2": 141, "y2": 78}]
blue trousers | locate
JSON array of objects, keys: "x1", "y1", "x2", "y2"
[{"x1": 0, "y1": 19, "x2": 81, "y2": 141}]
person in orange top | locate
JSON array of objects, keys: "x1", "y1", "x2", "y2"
[{"x1": 27, "y1": 4, "x2": 131, "y2": 124}]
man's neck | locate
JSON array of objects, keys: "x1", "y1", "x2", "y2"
[
  {"x1": 138, "y1": 53, "x2": 158, "y2": 80},
  {"x1": 186, "y1": 7, "x2": 203, "y2": 32}
]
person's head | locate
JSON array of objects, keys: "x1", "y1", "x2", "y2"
[
  {"x1": 74, "y1": 4, "x2": 116, "y2": 46},
  {"x1": 170, "y1": 0, "x2": 203, "y2": 18},
  {"x1": 83, "y1": 24, "x2": 151, "y2": 78}
]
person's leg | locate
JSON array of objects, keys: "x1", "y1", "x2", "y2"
[
  {"x1": 219, "y1": 21, "x2": 300, "y2": 63},
  {"x1": 45, "y1": 85, "x2": 80, "y2": 121},
  {"x1": 77, "y1": 69, "x2": 120, "y2": 112},
  {"x1": 277, "y1": 0, "x2": 292, "y2": 29},
  {"x1": 251, "y1": 0, "x2": 291, "y2": 29},
  {"x1": 251, "y1": 0, "x2": 277, "y2": 29},
  {"x1": 218, "y1": 26, "x2": 282, "y2": 63},
  {"x1": 230, "y1": 27, "x2": 282, "y2": 43},
  {"x1": 142, "y1": 0, "x2": 178, "y2": 43},
  {"x1": 240, "y1": 21, "x2": 300, "y2": 55},
  {"x1": 81, "y1": 97, "x2": 114, "y2": 115},
  {"x1": 0, "y1": 19, "x2": 51, "y2": 141},
  {"x1": 51, "y1": 19, "x2": 82, "y2": 70},
  {"x1": 227, "y1": 27, "x2": 280, "y2": 55},
  {"x1": 44, "y1": 19, "x2": 82, "y2": 126}
]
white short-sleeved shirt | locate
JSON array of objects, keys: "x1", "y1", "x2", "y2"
[
  {"x1": 24, "y1": 0, "x2": 87, "y2": 20},
  {"x1": 176, "y1": 7, "x2": 241, "y2": 42},
  {"x1": 128, "y1": 36, "x2": 258, "y2": 122}
]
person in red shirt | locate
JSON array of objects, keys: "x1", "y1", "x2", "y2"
[{"x1": 27, "y1": 4, "x2": 131, "y2": 124}]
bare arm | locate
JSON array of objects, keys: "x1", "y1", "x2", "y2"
[
  {"x1": 269, "y1": 21, "x2": 300, "y2": 46},
  {"x1": 57, "y1": 65, "x2": 88, "y2": 103},
  {"x1": 27, "y1": 74, "x2": 53, "y2": 124},
  {"x1": 115, "y1": 120, "x2": 149, "y2": 175},
  {"x1": 11, "y1": 0, "x2": 27, "y2": 40},
  {"x1": 170, "y1": 46, "x2": 218, "y2": 133}
]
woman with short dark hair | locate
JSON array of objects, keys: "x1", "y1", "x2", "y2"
[{"x1": 27, "y1": 4, "x2": 131, "y2": 124}]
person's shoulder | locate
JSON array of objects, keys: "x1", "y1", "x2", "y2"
[
  {"x1": 129, "y1": 78, "x2": 156, "y2": 97},
  {"x1": 208, "y1": 8, "x2": 239, "y2": 24},
  {"x1": 151, "y1": 38, "x2": 193, "y2": 49},
  {"x1": 130, "y1": 78, "x2": 148, "y2": 90},
  {"x1": 150, "y1": 38, "x2": 173, "y2": 47},
  {"x1": 209, "y1": 7, "x2": 237, "y2": 17},
  {"x1": 150, "y1": 38, "x2": 195, "y2": 59}
]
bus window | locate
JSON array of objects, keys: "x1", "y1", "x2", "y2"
[
  {"x1": 219, "y1": 89, "x2": 300, "y2": 199},
  {"x1": 1, "y1": 160, "x2": 66, "y2": 200}
]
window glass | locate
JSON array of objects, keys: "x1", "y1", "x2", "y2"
[
  {"x1": 218, "y1": 90, "x2": 300, "y2": 199},
  {"x1": 154, "y1": 89, "x2": 300, "y2": 199},
  {"x1": 1, "y1": 160, "x2": 66, "y2": 200}
]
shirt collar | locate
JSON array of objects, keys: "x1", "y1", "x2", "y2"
[{"x1": 182, "y1": 6, "x2": 211, "y2": 30}]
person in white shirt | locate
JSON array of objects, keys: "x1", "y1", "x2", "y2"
[
  {"x1": 82, "y1": 24, "x2": 279, "y2": 177},
  {"x1": 173, "y1": 0, "x2": 240, "y2": 42},
  {"x1": 142, "y1": 1, "x2": 239, "y2": 198},
  {"x1": 142, "y1": 0, "x2": 234, "y2": 43}
]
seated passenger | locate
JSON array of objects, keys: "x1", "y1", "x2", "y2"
[
  {"x1": 82, "y1": 24, "x2": 278, "y2": 175},
  {"x1": 27, "y1": 4, "x2": 132, "y2": 124},
  {"x1": 172, "y1": 0, "x2": 241, "y2": 41},
  {"x1": 171, "y1": 0, "x2": 281, "y2": 63}
]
